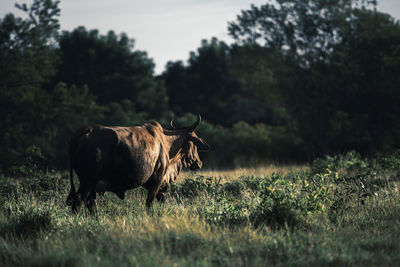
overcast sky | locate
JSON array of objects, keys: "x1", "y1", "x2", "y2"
[{"x1": 1, "y1": 0, "x2": 399, "y2": 74}]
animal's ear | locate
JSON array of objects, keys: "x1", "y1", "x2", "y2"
[{"x1": 189, "y1": 136, "x2": 210, "y2": 152}]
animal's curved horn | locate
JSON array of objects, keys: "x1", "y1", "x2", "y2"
[
  {"x1": 170, "y1": 119, "x2": 176, "y2": 129},
  {"x1": 189, "y1": 114, "x2": 201, "y2": 132}
]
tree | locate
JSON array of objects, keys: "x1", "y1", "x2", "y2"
[
  {"x1": 0, "y1": 1, "x2": 109, "y2": 170},
  {"x1": 228, "y1": 0, "x2": 376, "y2": 66},
  {"x1": 228, "y1": 0, "x2": 400, "y2": 156},
  {"x1": 327, "y1": 9, "x2": 400, "y2": 153},
  {"x1": 162, "y1": 38, "x2": 239, "y2": 125},
  {"x1": 0, "y1": 0, "x2": 61, "y2": 170},
  {"x1": 55, "y1": 27, "x2": 169, "y2": 118},
  {"x1": 228, "y1": 44, "x2": 292, "y2": 125}
]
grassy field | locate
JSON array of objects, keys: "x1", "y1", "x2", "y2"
[{"x1": 0, "y1": 152, "x2": 400, "y2": 266}]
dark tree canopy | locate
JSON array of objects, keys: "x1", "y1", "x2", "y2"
[
  {"x1": 228, "y1": 0, "x2": 400, "y2": 156},
  {"x1": 1, "y1": 0, "x2": 400, "y2": 171},
  {"x1": 162, "y1": 38, "x2": 289, "y2": 126},
  {"x1": 228, "y1": 0, "x2": 378, "y2": 66},
  {"x1": 162, "y1": 38, "x2": 238, "y2": 125},
  {"x1": 0, "y1": 0, "x2": 62, "y2": 170},
  {"x1": 55, "y1": 27, "x2": 169, "y2": 117}
]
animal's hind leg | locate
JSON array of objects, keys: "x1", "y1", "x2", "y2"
[
  {"x1": 72, "y1": 184, "x2": 90, "y2": 214},
  {"x1": 66, "y1": 189, "x2": 76, "y2": 206},
  {"x1": 71, "y1": 195, "x2": 82, "y2": 214},
  {"x1": 85, "y1": 191, "x2": 97, "y2": 214}
]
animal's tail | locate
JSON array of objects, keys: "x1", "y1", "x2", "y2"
[
  {"x1": 66, "y1": 126, "x2": 93, "y2": 206},
  {"x1": 66, "y1": 159, "x2": 77, "y2": 206},
  {"x1": 68, "y1": 160, "x2": 75, "y2": 196}
]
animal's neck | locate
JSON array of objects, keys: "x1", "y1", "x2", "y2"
[
  {"x1": 162, "y1": 132, "x2": 186, "y2": 184},
  {"x1": 164, "y1": 133, "x2": 186, "y2": 159}
]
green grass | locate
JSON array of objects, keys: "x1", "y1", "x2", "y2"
[{"x1": 1, "y1": 152, "x2": 400, "y2": 266}]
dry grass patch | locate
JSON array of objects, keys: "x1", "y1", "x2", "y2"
[{"x1": 178, "y1": 164, "x2": 308, "y2": 183}]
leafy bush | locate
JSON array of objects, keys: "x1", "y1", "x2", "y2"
[
  {"x1": 179, "y1": 173, "x2": 333, "y2": 229},
  {"x1": 310, "y1": 151, "x2": 367, "y2": 176},
  {"x1": 175, "y1": 151, "x2": 400, "y2": 229},
  {"x1": 370, "y1": 151, "x2": 400, "y2": 178},
  {"x1": 250, "y1": 176, "x2": 302, "y2": 229},
  {"x1": 204, "y1": 195, "x2": 250, "y2": 226},
  {"x1": 309, "y1": 151, "x2": 400, "y2": 221},
  {"x1": 169, "y1": 176, "x2": 219, "y2": 201}
]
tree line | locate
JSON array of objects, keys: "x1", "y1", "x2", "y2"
[{"x1": 1, "y1": 0, "x2": 399, "y2": 172}]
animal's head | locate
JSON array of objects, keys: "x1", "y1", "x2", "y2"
[{"x1": 170, "y1": 115, "x2": 210, "y2": 171}]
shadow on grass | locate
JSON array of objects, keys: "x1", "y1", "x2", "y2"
[{"x1": 0, "y1": 209, "x2": 53, "y2": 238}]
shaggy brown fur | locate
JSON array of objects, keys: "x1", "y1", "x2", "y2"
[{"x1": 66, "y1": 116, "x2": 209, "y2": 213}]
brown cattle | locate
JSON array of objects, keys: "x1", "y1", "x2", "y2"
[{"x1": 66, "y1": 115, "x2": 209, "y2": 213}]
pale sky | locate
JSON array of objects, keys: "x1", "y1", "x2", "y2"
[{"x1": 1, "y1": 0, "x2": 399, "y2": 74}]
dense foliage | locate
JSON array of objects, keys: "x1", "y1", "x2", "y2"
[
  {"x1": 1, "y1": 152, "x2": 399, "y2": 265},
  {"x1": 1, "y1": 0, "x2": 400, "y2": 171}
]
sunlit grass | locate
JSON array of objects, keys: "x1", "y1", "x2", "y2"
[{"x1": 179, "y1": 164, "x2": 308, "y2": 182}]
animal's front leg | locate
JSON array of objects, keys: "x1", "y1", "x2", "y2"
[
  {"x1": 156, "y1": 192, "x2": 165, "y2": 202},
  {"x1": 156, "y1": 183, "x2": 169, "y2": 202},
  {"x1": 146, "y1": 156, "x2": 168, "y2": 207},
  {"x1": 85, "y1": 191, "x2": 97, "y2": 214},
  {"x1": 145, "y1": 175, "x2": 164, "y2": 207},
  {"x1": 146, "y1": 186, "x2": 160, "y2": 207},
  {"x1": 71, "y1": 183, "x2": 90, "y2": 214}
]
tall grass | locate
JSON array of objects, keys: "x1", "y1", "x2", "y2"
[{"x1": 0, "y1": 151, "x2": 399, "y2": 266}]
